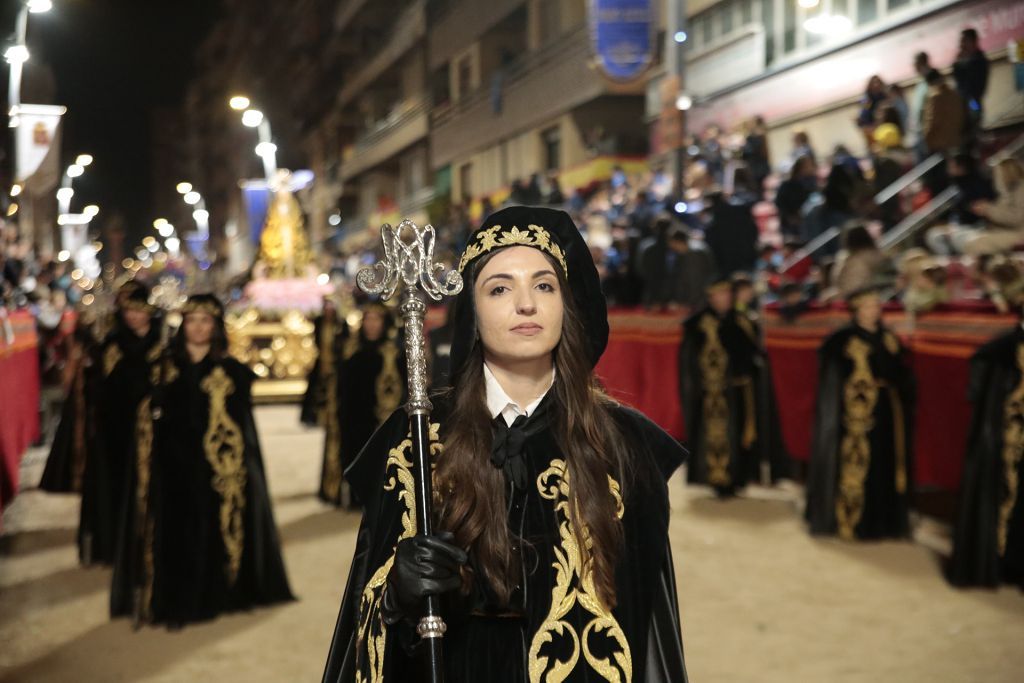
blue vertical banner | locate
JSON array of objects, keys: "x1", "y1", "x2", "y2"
[
  {"x1": 589, "y1": 0, "x2": 654, "y2": 83},
  {"x1": 242, "y1": 185, "x2": 270, "y2": 246}
]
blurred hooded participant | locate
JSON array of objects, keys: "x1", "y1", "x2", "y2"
[
  {"x1": 80, "y1": 280, "x2": 161, "y2": 566},
  {"x1": 302, "y1": 295, "x2": 348, "y2": 427},
  {"x1": 330, "y1": 301, "x2": 404, "y2": 507},
  {"x1": 39, "y1": 303, "x2": 102, "y2": 495},
  {"x1": 680, "y1": 277, "x2": 789, "y2": 497},
  {"x1": 806, "y1": 284, "x2": 915, "y2": 540},
  {"x1": 949, "y1": 272, "x2": 1024, "y2": 589},
  {"x1": 136, "y1": 293, "x2": 293, "y2": 626},
  {"x1": 322, "y1": 207, "x2": 688, "y2": 682}
]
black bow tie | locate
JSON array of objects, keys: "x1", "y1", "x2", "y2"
[{"x1": 492, "y1": 414, "x2": 530, "y2": 490}]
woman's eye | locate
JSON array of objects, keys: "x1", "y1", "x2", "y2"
[
  {"x1": 489, "y1": 286, "x2": 508, "y2": 296},
  {"x1": 536, "y1": 282, "x2": 556, "y2": 292}
]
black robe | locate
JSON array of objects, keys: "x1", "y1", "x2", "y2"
[
  {"x1": 328, "y1": 336, "x2": 405, "y2": 507},
  {"x1": 39, "y1": 326, "x2": 99, "y2": 494},
  {"x1": 79, "y1": 323, "x2": 161, "y2": 567},
  {"x1": 949, "y1": 326, "x2": 1024, "y2": 589},
  {"x1": 321, "y1": 398, "x2": 689, "y2": 682},
  {"x1": 145, "y1": 354, "x2": 295, "y2": 624},
  {"x1": 806, "y1": 323, "x2": 915, "y2": 540},
  {"x1": 680, "y1": 307, "x2": 789, "y2": 496},
  {"x1": 303, "y1": 315, "x2": 348, "y2": 427}
]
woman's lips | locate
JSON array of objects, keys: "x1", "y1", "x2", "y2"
[{"x1": 511, "y1": 323, "x2": 543, "y2": 336}]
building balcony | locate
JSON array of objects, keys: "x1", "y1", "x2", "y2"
[
  {"x1": 428, "y1": 0, "x2": 527, "y2": 70},
  {"x1": 430, "y1": 26, "x2": 640, "y2": 168},
  {"x1": 339, "y1": 98, "x2": 430, "y2": 181},
  {"x1": 335, "y1": 0, "x2": 426, "y2": 109}
]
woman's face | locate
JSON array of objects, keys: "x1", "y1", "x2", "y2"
[
  {"x1": 854, "y1": 295, "x2": 883, "y2": 328},
  {"x1": 184, "y1": 312, "x2": 215, "y2": 346},
  {"x1": 123, "y1": 308, "x2": 151, "y2": 335},
  {"x1": 474, "y1": 246, "x2": 564, "y2": 366},
  {"x1": 362, "y1": 309, "x2": 386, "y2": 341}
]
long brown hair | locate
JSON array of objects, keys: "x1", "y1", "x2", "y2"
[{"x1": 435, "y1": 250, "x2": 629, "y2": 609}]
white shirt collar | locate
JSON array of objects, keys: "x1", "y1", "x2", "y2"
[{"x1": 484, "y1": 362, "x2": 556, "y2": 427}]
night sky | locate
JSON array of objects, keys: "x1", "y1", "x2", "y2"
[{"x1": 1, "y1": 0, "x2": 220, "y2": 240}]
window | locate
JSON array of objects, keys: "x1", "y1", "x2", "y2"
[
  {"x1": 457, "y1": 56, "x2": 472, "y2": 100},
  {"x1": 702, "y1": 13, "x2": 713, "y2": 44},
  {"x1": 857, "y1": 0, "x2": 878, "y2": 25},
  {"x1": 542, "y1": 126, "x2": 561, "y2": 173},
  {"x1": 783, "y1": 0, "x2": 797, "y2": 54},
  {"x1": 887, "y1": 0, "x2": 912, "y2": 10},
  {"x1": 721, "y1": 3, "x2": 734, "y2": 34},
  {"x1": 741, "y1": 0, "x2": 754, "y2": 24},
  {"x1": 763, "y1": 0, "x2": 775, "y2": 64}
]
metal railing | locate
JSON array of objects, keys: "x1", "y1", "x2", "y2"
[
  {"x1": 780, "y1": 226, "x2": 840, "y2": 273},
  {"x1": 872, "y1": 153, "x2": 943, "y2": 207},
  {"x1": 878, "y1": 185, "x2": 961, "y2": 252}
]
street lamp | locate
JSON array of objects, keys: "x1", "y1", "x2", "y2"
[
  {"x1": 175, "y1": 181, "x2": 192, "y2": 194},
  {"x1": 75, "y1": 153, "x2": 93, "y2": 167},
  {"x1": 8, "y1": 0, "x2": 52, "y2": 128},
  {"x1": 229, "y1": 95, "x2": 278, "y2": 184}
]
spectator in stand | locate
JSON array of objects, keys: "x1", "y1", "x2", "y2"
[
  {"x1": 775, "y1": 154, "x2": 818, "y2": 237},
  {"x1": 922, "y1": 70, "x2": 965, "y2": 155},
  {"x1": 902, "y1": 258, "x2": 949, "y2": 315},
  {"x1": 706, "y1": 169, "x2": 760, "y2": 275},
  {"x1": 800, "y1": 163, "x2": 862, "y2": 259},
  {"x1": 910, "y1": 52, "x2": 940, "y2": 158},
  {"x1": 742, "y1": 116, "x2": 771, "y2": 195},
  {"x1": 790, "y1": 130, "x2": 816, "y2": 165},
  {"x1": 831, "y1": 224, "x2": 895, "y2": 299},
  {"x1": 925, "y1": 153, "x2": 998, "y2": 254},
  {"x1": 960, "y1": 158, "x2": 1024, "y2": 256},
  {"x1": 871, "y1": 123, "x2": 912, "y2": 229},
  {"x1": 641, "y1": 222, "x2": 716, "y2": 311},
  {"x1": 857, "y1": 76, "x2": 888, "y2": 151},
  {"x1": 953, "y1": 27, "x2": 989, "y2": 139},
  {"x1": 883, "y1": 84, "x2": 909, "y2": 138},
  {"x1": 524, "y1": 173, "x2": 543, "y2": 204},
  {"x1": 545, "y1": 172, "x2": 564, "y2": 205}
]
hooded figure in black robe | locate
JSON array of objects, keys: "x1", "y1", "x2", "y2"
[
  {"x1": 139, "y1": 294, "x2": 294, "y2": 626},
  {"x1": 302, "y1": 297, "x2": 348, "y2": 427},
  {"x1": 327, "y1": 302, "x2": 404, "y2": 507},
  {"x1": 321, "y1": 207, "x2": 688, "y2": 682},
  {"x1": 949, "y1": 321, "x2": 1024, "y2": 589},
  {"x1": 680, "y1": 278, "x2": 789, "y2": 497},
  {"x1": 806, "y1": 286, "x2": 915, "y2": 540},
  {"x1": 80, "y1": 281, "x2": 162, "y2": 567},
  {"x1": 39, "y1": 314, "x2": 100, "y2": 494}
]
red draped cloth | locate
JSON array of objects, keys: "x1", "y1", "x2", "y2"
[
  {"x1": 0, "y1": 311, "x2": 40, "y2": 511},
  {"x1": 594, "y1": 305, "x2": 1017, "y2": 492}
]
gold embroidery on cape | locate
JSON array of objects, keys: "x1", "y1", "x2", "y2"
[
  {"x1": 529, "y1": 459, "x2": 631, "y2": 683},
  {"x1": 458, "y1": 224, "x2": 568, "y2": 275},
  {"x1": 135, "y1": 396, "x2": 155, "y2": 621},
  {"x1": 201, "y1": 366, "x2": 248, "y2": 585},
  {"x1": 355, "y1": 423, "x2": 442, "y2": 683},
  {"x1": 883, "y1": 332, "x2": 901, "y2": 356},
  {"x1": 998, "y1": 344, "x2": 1024, "y2": 556},
  {"x1": 698, "y1": 314, "x2": 731, "y2": 486},
  {"x1": 319, "y1": 318, "x2": 343, "y2": 502},
  {"x1": 103, "y1": 344, "x2": 122, "y2": 376},
  {"x1": 836, "y1": 337, "x2": 878, "y2": 540},
  {"x1": 375, "y1": 341, "x2": 403, "y2": 425}
]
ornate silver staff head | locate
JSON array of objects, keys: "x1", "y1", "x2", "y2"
[
  {"x1": 356, "y1": 219, "x2": 463, "y2": 302},
  {"x1": 356, "y1": 219, "x2": 463, "y2": 415}
]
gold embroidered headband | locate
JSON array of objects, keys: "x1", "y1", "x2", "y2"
[
  {"x1": 457, "y1": 224, "x2": 568, "y2": 276},
  {"x1": 181, "y1": 301, "x2": 223, "y2": 317}
]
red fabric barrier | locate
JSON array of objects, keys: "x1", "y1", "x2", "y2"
[
  {"x1": 594, "y1": 306, "x2": 1017, "y2": 492},
  {"x1": 0, "y1": 311, "x2": 40, "y2": 511}
]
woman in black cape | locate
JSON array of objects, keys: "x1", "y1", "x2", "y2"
[
  {"x1": 325, "y1": 302, "x2": 403, "y2": 507},
  {"x1": 806, "y1": 285, "x2": 915, "y2": 540},
  {"x1": 81, "y1": 281, "x2": 161, "y2": 567},
  {"x1": 949, "y1": 310, "x2": 1024, "y2": 590},
  {"x1": 138, "y1": 293, "x2": 294, "y2": 626},
  {"x1": 322, "y1": 207, "x2": 688, "y2": 682},
  {"x1": 39, "y1": 312, "x2": 100, "y2": 495}
]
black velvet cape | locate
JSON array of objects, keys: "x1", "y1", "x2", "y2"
[
  {"x1": 949, "y1": 326, "x2": 1024, "y2": 589},
  {"x1": 80, "y1": 323, "x2": 160, "y2": 567},
  {"x1": 321, "y1": 397, "x2": 688, "y2": 682},
  {"x1": 806, "y1": 323, "x2": 915, "y2": 540},
  {"x1": 326, "y1": 335, "x2": 404, "y2": 506},
  {"x1": 39, "y1": 326, "x2": 100, "y2": 495},
  {"x1": 145, "y1": 354, "x2": 295, "y2": 624},
  {"x1": 679, "y1": 307, "x2": 789, "y2": 496}
]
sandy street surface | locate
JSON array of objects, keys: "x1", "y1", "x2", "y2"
[{"x1": 2, "y1": 404, "x2": 1023, "y2": 682}]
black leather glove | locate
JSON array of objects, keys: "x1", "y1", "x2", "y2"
[{"x1": 381, "y1": 532, "x2": 467, "y2": 625}]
